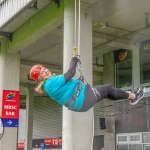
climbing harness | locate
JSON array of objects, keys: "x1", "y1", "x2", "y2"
[
  {"x1": 64, "y1": 76, "x2": 84, "y2": 111},
  {"x1": 64, "y1": 63, "x2": 85, "y2": 110}
]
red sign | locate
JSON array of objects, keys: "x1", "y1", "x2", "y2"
[
  {"x1": 44, "y1": 138, "x2": 62, "y2": 146},
  {"x1": 18, "y1": 142, "x2": 24, "y2": 148},
  {"x1": 2, "y1": 90, "x2": 20, "y2": 119}
]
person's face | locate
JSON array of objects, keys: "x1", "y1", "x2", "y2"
[{"x1": 39, "y1": 67, "x2": 51, "y2": 79}]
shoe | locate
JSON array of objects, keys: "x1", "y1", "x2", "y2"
[{"x1": 129, "y1": 87, "x2": 144, "y2": 105}]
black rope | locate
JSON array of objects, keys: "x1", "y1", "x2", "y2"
[{"x1": 0, "y1": 119, "x2": 4, "y2": 140}]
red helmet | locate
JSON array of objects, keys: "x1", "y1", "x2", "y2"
[{"x1": 30, "y1": 64, "x2": 44, "y2": 80}]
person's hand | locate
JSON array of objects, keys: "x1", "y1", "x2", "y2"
[{"x1": 73, "y1": 55, "x2": 81, "y2": 64}]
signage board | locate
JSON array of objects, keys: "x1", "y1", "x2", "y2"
[
  {"x1": 40, "y1": 143, "x2": 44, "y2": 149},
  {"x1": 140, "y1": 39, "x2": 150, "y2": 55},
  {"x1": 2, "y1": 90, "x2": 20, "y2": 119},
  {"x1": 44, "y1": 138, "x2": 62, "y2": 146},
  {"x1": 2, "y1": 118, "x2": 18, "y2": 127},
  {"x1": 18, "y1": 142, "x2": 24, "y2": 149}
]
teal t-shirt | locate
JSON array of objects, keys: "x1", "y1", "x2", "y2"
[{"x1": 43, "y1": 74, "x2": 86, "y2": 110}]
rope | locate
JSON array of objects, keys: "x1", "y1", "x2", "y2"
[
  {"x1": 74, "y1": 0, "x2": 77, "y2": 47},
  {"x1": 73, "y1": 0, "x2": 81, "y2": 56},
  {"x1": 0, "y1": 118, "x2": 4, "y2": 140},
  {"x1": 73, "y1": 2, "x2": 94, "y2": 147},
  {"x1": 73, "y1": 0, "x2": 84, "y2": 81},
  {"x1": 78, "y1": 0, "x2": 81, "y2": 55},
  {"x1": 73, "y1": 0, "x2": 86, "y2": 82},
  {"x1": 73, "y1": 0, "x2": 78, "y2": 56}
]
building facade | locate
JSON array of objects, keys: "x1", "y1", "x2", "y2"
[{"x1": 0, "y1": 0, "x2": 150, "y2": 150}]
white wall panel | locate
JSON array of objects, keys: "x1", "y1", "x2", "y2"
[{"x1": 18, "y1": 109, "x2": 26, "y2": 142}]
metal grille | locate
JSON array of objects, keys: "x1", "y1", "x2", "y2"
[
  {"x1": 115, "y1": 98, "x2": 148, "y2": 133},
  {"x1": 18, "y1": 96, "x2": 62, "y2": 150},
  {"x1": 0, "y1": 0, "x2": 33, "y2": 27},
  {"x1": 33, "y1": 96, "x2": 62, "y2": 139}
]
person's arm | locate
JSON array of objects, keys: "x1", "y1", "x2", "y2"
[{"x1": 64, "y1": 57, "x2": 80, "y2": 82}]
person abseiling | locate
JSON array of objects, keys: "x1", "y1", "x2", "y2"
[{"x1": 29, "y1": 57, "x2": 144, "y2": 112}]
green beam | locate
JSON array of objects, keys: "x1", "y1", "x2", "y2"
[{"x1": 8, "y1": 1, "x2": 64, "y2": 50}]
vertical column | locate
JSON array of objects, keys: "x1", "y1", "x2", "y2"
[
  {"x1": 63, "y1": 0, "x2": 93, "y2": 150},
  {"x1": 0, "y1": 38, "x2": 20, "y2": 150},
  {"x1": 24, "y1": 85, "x2": 34, "y2": 150},
  {"x1": 103, "y1": 52, "x2": 115, "y2": 150},
  {"x1": 132, "y1": 48, "x2": 140, "y2": 88},
  {"x1": 63, "y1": 0, "x2": 74, "y2": 149}
]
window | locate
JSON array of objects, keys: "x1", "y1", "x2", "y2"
[
  {"x1": 129, "y1": 144, "x2": 143, "y2": 150},
  {"x1": 117, "y1": 135, "x2": 128, "y2": 143},
  {"x1": 129, "y1": 134, "x2": 142, "y2": 143},
  {"x1": 143, "y1": 133, "x2": 150, "y2": 143},
  {"x1": 117, "y1": 145, "x2": 128, "y2": 150},
  {"x1": 117, "y1": 133, "x2": 150, "y2": 150},
  {"x1": 140, "y1": 39, "x2": 150, "y2": 84},
  {"x1": 114, "y1": 49, "x2": 132, "y2": 88}
]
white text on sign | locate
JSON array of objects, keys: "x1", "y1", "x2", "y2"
[
  {"x1": 4, "y1": 105, "x2": 17, "y2": 109},
  {"x1": 6, "y1": 111, "x2": 15, "y2": 116}
]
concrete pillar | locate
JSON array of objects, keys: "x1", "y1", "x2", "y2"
[
  {"x1": 132, "y1": 48, "x2": 140, "y2": 88},
  {"x1": 103, "y1": 52, "x2": 115, "y2": 150},
  {"x1": 0, "y1": 38, "x2": 20, "y2": 150},
  {"x1": 103, "y1": 52, "x2": 115, "y2": 85},
  {"x1": 63, "y1": 0, "x2": 93, "y2": 150},
  {"x1": 63, "y1": 1, "x2": 74, "y2": 149},
  {"x1": 24, "y1": 85, "x2": 34, "y2": 150}
]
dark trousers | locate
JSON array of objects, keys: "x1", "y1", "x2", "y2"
[{"x1": 79, "y1": 84, "x2": 129, "y2": 112}]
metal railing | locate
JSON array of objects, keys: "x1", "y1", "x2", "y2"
[{"x1": 0, "y1": 0, "x2": 33, "y2": 28}]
